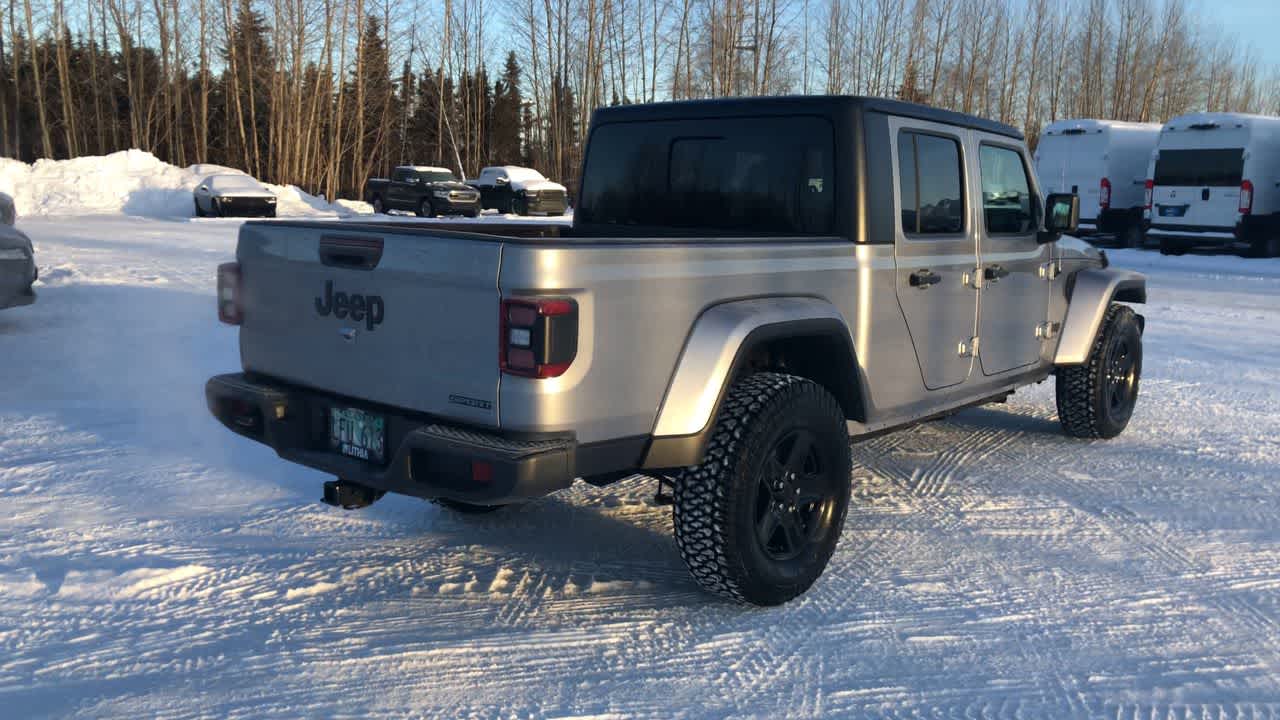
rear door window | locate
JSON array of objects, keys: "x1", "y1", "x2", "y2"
[
  {"x1": 577, "y1": 116, "x2": 834, "y2": 235},
  {"x1": 1153, "y1": 148, "x2": 1244, "y2": 187},
  {"x1": 979, "y1": 144, "x2": 1036, "y2": 234},
  {"x1": 898, "y1": 131, "x2": 965, "y2": 235}
]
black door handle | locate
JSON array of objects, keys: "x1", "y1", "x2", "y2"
[
  {"x1": 984, "y1": 264, "x2": 1010, "y2": 281},
  {"x1": 909, "y1": 269, "x2": 941, "y2": 287},
  {"x1": 319, "y1": 235, "x2": 384, "y2": 271}
]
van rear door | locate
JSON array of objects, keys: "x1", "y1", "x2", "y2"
[
  {"x1": 1035, "y1": 130, "x2": 1107, "y2": 223},
  {"x1": 1151, "y1": 147, "x2": 1245, "y2": 231}
]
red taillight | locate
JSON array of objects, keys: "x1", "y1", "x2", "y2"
[
  {"x1": 499, "y1": 297, "x2": 578, "y2": 378},
  {"x1": 1099, "y1": 177, "x2": 1112, "y2": 210},
  {"x1": 217, "y1": 262, "x2": 242, "y2": 325},
  {"x1": 1239, "y1": 180, "x2": 1254, "y2": 215},
  {"x1": 1143, "y1": 179, "x2": 1154, "y2": 210}
]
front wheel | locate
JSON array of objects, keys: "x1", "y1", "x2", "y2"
[
  {"x1": 417, "y1": 199, "x2": 435, "y2": 218},
  {"x1": 673, "y1": 372, "x2": 852, "y2": 606},
  {"x1": 1056, "y1": 304, "x2": 1143, "y2": 439},
  {"x1": 371, "y1": 196, "x2": 385, "y2": 214}
]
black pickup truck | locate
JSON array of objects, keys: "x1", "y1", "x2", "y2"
[{"x1": 364, "y1": 166, "x2": 482, "y2": 218}]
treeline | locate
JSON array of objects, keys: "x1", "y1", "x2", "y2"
[{"x1": 1, "y1": 0, "x2": 1277, "y2": 200}]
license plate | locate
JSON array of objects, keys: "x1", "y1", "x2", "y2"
[
  {"x1": 329, "y1": 407, "x2": 386, "y2": 463},
  {"x1": 1158, "y1": 205, "x2": 1187, "y2": 217}
]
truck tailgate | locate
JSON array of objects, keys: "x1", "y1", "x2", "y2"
[{"x1": 235, "y1": 222, "x2": 501, "y2": 427}]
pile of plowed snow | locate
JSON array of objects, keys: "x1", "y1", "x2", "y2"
[{"x1": 0, "y1": 150, "x2": 356, "y2": 219}]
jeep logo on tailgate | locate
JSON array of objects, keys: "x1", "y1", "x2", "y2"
[{"x1": 315, "y1": 280, "x2": 384, "y2": 331}]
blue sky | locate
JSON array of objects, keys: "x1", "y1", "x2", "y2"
[{"x1": 1220, "y1": 0, "x2": 1280, "y2": 67}]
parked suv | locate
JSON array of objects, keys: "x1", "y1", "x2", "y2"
[
  {"x1": 365, "y1": 166, "x2": 481, "y2": 218},
  {"x1": 1145, "y1": 112, "x2": 1280, "y2": 257},
  {"x1": 1035, "y1": 119, "x2": 1160, "y2": 248},
  {"x1": 208, "y1": 97, "x2": 1147, "y2": 605}
]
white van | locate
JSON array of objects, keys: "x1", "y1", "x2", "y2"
[
  {"x1": 1146, "y1": 112, "x2": 1280, "y2": 257},
  {"x1": 1035, "y1": 119, "x2": 1161, "y2": 247}
]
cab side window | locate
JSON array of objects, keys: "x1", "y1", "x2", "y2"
[
  {"x1": 980, "y1": 145, "x2": 1036, "y2": 234},
  {"x1": 898, "y1": 131, "x2": 965, "y2": 235}
]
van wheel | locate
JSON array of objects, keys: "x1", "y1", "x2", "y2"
[
  {"x1": 1056, "y1": 304, "x2": 1142, "y2": 440},
  {"x1": 1159, "y1": 237, "x2": 1186, "y2": 256},
  {"x1": 1249, "y1": 235, "x2": 1280, "y2": 258},
  {"x1": 432, "y1": 498, "x2": 504, "y2": 514},
  {"x1": 673, "y1": 372, "x2": 851, "y2": 606},
  {"x1": 1119, "y1": 224, "x2": 1143, "y2": 249}
]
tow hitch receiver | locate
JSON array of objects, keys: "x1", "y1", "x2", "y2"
[{"x1": 322, "y1": 480, "x2": 385, "y2": 509}]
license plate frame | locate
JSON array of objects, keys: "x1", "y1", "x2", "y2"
[
  {"x1": 1158, "y1": 205, "x2": 1187, "y2": 217},
  {"x1": 328, "y1": 406, "x2": 387, "y2": 464}
]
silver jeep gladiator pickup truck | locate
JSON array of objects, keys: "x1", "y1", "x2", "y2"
[{"x1": 207, "y1": 96, "x2": 1146, "y2": 605}]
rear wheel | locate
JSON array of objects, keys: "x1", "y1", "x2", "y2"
[
  {"x1": 1249, "y1": 235, "x2": 1280, "y2": 259},
  {"x1": 673, "y1": 372, "x2": 851, "y2": 606},
  {"x1": 1118, "y1": 223, "x2": 1143, "y2": 249},
  {"x1": 1159, "y1": 236, "x2": 1186, "y2": 256},
  {"x1": 1056, "y1": 304, "x2": 1143, "y2": 439}
]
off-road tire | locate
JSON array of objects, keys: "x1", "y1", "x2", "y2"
[
  {"x1": 432, "y1": 498, "x2": 504, "y2": 514},
  {"x1": 1056, "y1": 304, "x2": 1143, "y2": 439},
  {"x1": 673, "y1": 372, "x2": 852, "y2": 606},
  {"x1": 417, "y1": 199, "x2": 435, "y2": 218}
]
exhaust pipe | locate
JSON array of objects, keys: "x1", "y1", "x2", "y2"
[{"x1": 322, "y1": 479, "x2": 385, "y2": 509}]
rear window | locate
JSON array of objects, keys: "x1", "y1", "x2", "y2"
[
  {"x1": 577, "y1": 116, "x2": 834, "y2": 235},
  {"x1": 1154, "y1": 148, "x2": 1244, "y2": 187}
]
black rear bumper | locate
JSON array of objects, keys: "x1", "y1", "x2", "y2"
[{"x1": 205, "y1": 373, "x2": 576, "y2": 504}]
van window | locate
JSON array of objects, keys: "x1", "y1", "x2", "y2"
[
  {"x1": 1153, "y1": 148, "x2": 1244, "y2": 187},
  {"x1": 898, "y1": 131, "x2": 965, "y2": 235},
  {"x1": 980, "y1": 144, "x2": 1036, "y2": 234},
  {"x1": 577, "y1": 116, "x2": 834, "y2": 235}
]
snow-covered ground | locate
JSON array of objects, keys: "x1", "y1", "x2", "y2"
[
  {"x1": 0, "y1": 151, "x2": 359, "y2": 219},
  {"x1": 2, "y1": 215, "x2": 1279, "y2": 718}
]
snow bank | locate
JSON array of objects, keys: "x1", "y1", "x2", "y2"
[{"x1": 0, "y1": 150, "x2": 352, "y2": 219}]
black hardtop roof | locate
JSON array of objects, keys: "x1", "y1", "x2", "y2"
[{"x1": 589, "y1": 95, "x2": 1024, "y2": 141}]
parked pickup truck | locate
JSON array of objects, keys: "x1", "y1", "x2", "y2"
[
  {"x1": 207, "y1": 96, "x2": 1147, "y2": 605},
  {"x1": 365, "y1": 166, "x2": 481, "y2": 218}
]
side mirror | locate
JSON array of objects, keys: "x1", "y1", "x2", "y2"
[
  {"x1": 495, "y1": 176, "x2": 510, "y2": 186},
  {"x1": 1040, "y1": 192, "x2": 1079, "y2": 242},
  {"x1": 198, "y1": 185, "x2": 208, "y2": 192}
]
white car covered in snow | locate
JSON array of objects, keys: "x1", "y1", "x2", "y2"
[
  {"x1": 194, "y1": 174, "x2": 278, "y2": 218},
  {"x1": 0, "y1": 192, "x2": 36, "y2": 310},
  {"x1": 468, "y1": 166, "x2": 569, "y2": 215}
]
